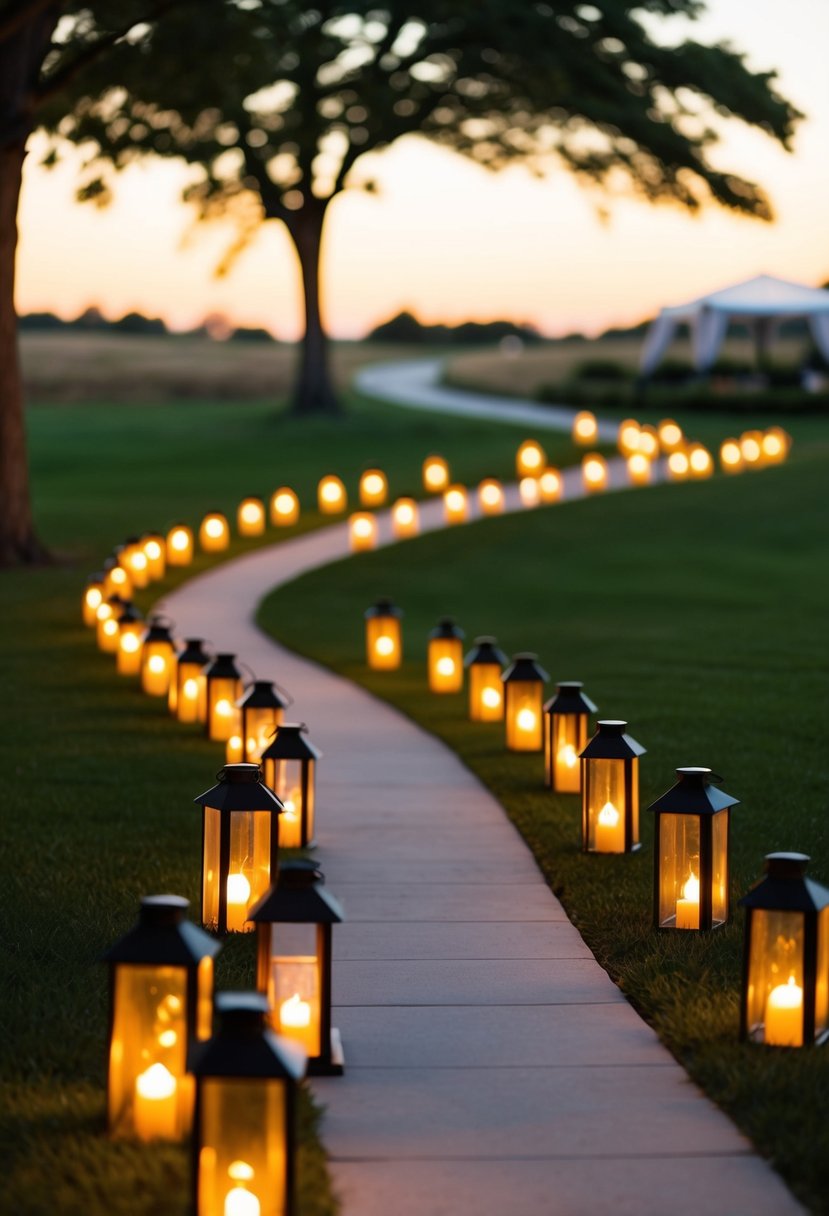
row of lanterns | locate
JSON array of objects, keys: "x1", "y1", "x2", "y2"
[
  {"x1": 362, "y1": 598, "x2": 829, "y2": 1049},
  {"x1": 82, "y1": 534, "x2": 352, "y2": 1215}
]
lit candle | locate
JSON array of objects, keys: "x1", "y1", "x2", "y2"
[
  {"x1": 720, "y1": 439, "x2": 743, "y2": 473},
  {"x1": 200, "y1": 513, "x2": 230, "y2": 552},
  {"x1": 516, "y1": 708, "x2": 537, "y2": 735},
  {"x1": 436, "y1": 657, "x2": 455, "y2": 678},
  {"x1": 226, "y1": 735, "x2": 244, "y2": 764},
  {"x1": 443, "y1": 485, "x2": 467, "y2": 524},
  {"x1": 374, "y1": 636, "x2": 395, "y2": 659},
  {"x1": 391, "y1": 497, "x2": 420, "y2": 538},
  {"x1": 478, "y1": 478, "x2": 504, "y2": 514},
  {"x1": 482, "y1": 687, "x2": 501, "y2": 710},
  {"x1": 318, "y1": 475, "x2": 346, "y2": 513},
  {"x1": 359, "y1": 469, "x2": 388, "y2": 507},
  {"x1": 658, "y1": 419, "x2": 684, "y2": 451},
  {"x1": 279, "y1": 792, "x2": 303, "y2": 848},
  {"x1": 675, "y1": 872, "x2": 700, "y2": 930},
  {"x1": 270, "y1": 487, "x2": 300, "y2": 526},
  {"x1": 237, "y1": 498, "x2": 266, "y2": 537},
  {"x1": 516, "y1": 439, "x2": 545, "y2": 476},
  {"x1": 594, "y1": 801, "x2": 625, "y2": 853},
  {"x1": 349, "y1": 512, "x2": 377, "y2": 551},
  {"x1": 538, "y1": 468, "x2": 562, "y2": 503},
  {"x1": 143, "y1": 537, "x2": 165, "y2": 580},
  {"x1": 519, "y1": 477, "x2": 540, "y2": 507},
  {"x1": 226, "y1": 873, "x2": 251, "y2": 933},
  {"x1": 225, "y1": 1163, "x2": 260, "y2": 1216},
  {"x1": 423, "y1": 455, "x2": 449, "y2": 493},
  {"x1": 764, "y1": 977, "x2": 803, "y2": 1047},
  {"x1": 166, "y1": 525, "x2": 193, "y2": 566},
  {"x1": 617, "y1": 419, "x2": 641, "y2": 456},
  {"x1": 134, "y1": 1062, "x2": 178, "y2": 1141},
  {"x1": 667, "y1": 450, "x2": 690, "y2": 480},
  {"x1": 627, "y1": 453, "x2": 651, "y2": 485},
  {"x1": 573, "y1": 411, "x2": 598, "y2": 445},
  {"x1": 144, "y1": 653, "x2": 170, "y2": 696},
  {"x1": 279, "y1": 991, "x2": 316, "y2": 1054},
  {"x1": 582, "y1": 454, "x2": 607, "y2": 492}
]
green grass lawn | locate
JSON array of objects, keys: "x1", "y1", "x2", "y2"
[
  {"x1": 258, "y1": 441, "x2": 829, "y2": 1214},
  {"x1": 1, "y1": 383, "x2": 585, "y2": 1216}
]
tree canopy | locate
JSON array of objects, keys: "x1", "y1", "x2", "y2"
[{"x1": 38, "y1": 0, "x2": 801, "y2": 414}]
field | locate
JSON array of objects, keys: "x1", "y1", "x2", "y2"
[{"x1": 259, "y1": 418, "x2": 829, "y2": 1213}]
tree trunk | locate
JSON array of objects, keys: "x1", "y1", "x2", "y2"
[
  {"x1": 284, "y1": 197, "x2": 341, "y2": 416},
  {"x1": 0, "y1": 141, "x2": 46, "y2": 565}
]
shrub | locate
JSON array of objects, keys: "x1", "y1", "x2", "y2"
[{"x1": 572, "y1": 358, "x2": 633, "y2": 382}]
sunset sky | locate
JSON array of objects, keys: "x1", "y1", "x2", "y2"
[{"x1": 15, "y1": 0, "x2": 829, "y2": 340}]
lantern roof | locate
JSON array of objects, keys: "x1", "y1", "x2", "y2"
[
  {"x1": 204, "y1": 653, "x2": 242, "y2": 678},
  {"x1": 365, "y1": 598, "x2": 402, "y2": 619},
  {"x1": 464, "y1": 636, "x2": 508, "y2": 668},
  {"x1": 237, "y1": 680, "x2": 289, "y2": 711},
  {"x1": 739, "y1": 853, "x2": 829, "y2": 914},
  {"x1": 178, "y1": 638, "x2": 210, "y2": 664},
  {"x1": 118, "y1": 603, "x2": 144, "y2": 625},
  {"x1": 106, "y1": 595, "x2": 131, "y2": 617},
  {"x1": 429, "y1": 616, "x2": 465, "y2": 641},
  {"x1": 143, "y1": 617, "x2": 175, "y2": 643},
  {"x1": 647, "y1": 767, "x2": 739, "y2": 816},
  {"x1": 194, "y1": 763, "x2": 284, "y2": 813},
  {"x1": 261, "y1": 723, "x2": 322, "y2": 763},
  {"x1": 502, "y1": 652, "x2": 550, "y2": 684},
  {"x1": 103, "y1": 895, "x2": 220, "y2": 966},
  {"x1": 189, "y1": 992, "x2": 306, "y2": 1079},
  {"x1": 249, "y1": 860, "x2": 343, "y2": 925},
  {"x1": 580, "y1": 719, "x2": 646, "y2": 759},
  {"x1": 544, "y1": 681, "x2": 598, "y2": 715}
]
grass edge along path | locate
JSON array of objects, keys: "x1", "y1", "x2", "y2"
[
  {"x1": 2, "y1": 387, "x2": 590, "y2": 1216},
  {"x1": 258, "y1": 449, "x2": 829, "y2": 1215}
]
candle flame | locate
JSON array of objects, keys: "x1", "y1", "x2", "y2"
[
  {"x1": 682, "y1": 872, "x2": 700, "y2": 902},
  {"x1": 517, "y1": 708, "x2": 537, "y2": 732},
  {"x1": 183, "y1": 678, "x2": 198, "y2": 698},
  {"x1": 598, "y1": 801, "x2": 619, "y2": 827},
  {"x1": 280, "y1": 992, "x2": 311, "y2": 1027},
  {"x1": 227, "y1": 872, "x2": 251, "y2": 905},
  {"x1": 436, "y1": 657, "x2": 455, "y2": 676},
  {"x1": 481, "y1": 688, "x2": 501, "y2": 709},
  {"x1": 559, "y1": 744, "x2": 578, "y2": 768},
  {"x1": 375, "y1": 636, "x2": 395, "y2": 656},
  {"x1": 135, "y1": 1062, "x2": 176, "y2": 1100}
]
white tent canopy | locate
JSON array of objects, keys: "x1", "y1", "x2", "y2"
[{"x1": 639, "y1": 274, "x2": 829, "y2": 375}]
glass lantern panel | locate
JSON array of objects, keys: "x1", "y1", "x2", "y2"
[
  {"x1": 747, "y1": 909, "x2": 805, "y2": 1045},
  {"x1": 817, "y1": 906, "x2": 829, "y2": 1036},
  {"x1": 203, "y1": 806, "x2": 221, "y2": 932},
  {"x1": 586, "y1": 758, "x2": 627, "y2": 852},
  {"x1": 506, "y1": 681, "x2": 543, "y2": 751},
  {"x1": 657, "y1": 814, "x2": 700, "y2": 929},
  {"x1": 109, "y1": 964, "x2": 190, "y2": 1140},
  {"x1": 272, "y1": 760, "x2": 305, "y2": 849},
  {"x1": 552, "y1": 713, "x2": 586, "y2": 793},
  {"x1": 198, "y1": 1078, "x2": 287, "y2": 1216},
  {"x1": 366, "y1": 617, "x2": 401, "y2": 670},
  {"x1": 428, "y1": 639, "x2": 464, "y2": 693},
  {"x1": 268, "y1": 923, "x2": 322, "y2": 1057},
  {"x1": 142, "y1": 641, "x2": 174, "y2": 696},
  {"x1": 245, "y1": 708, "x2": 281, "y2": 763},
  {"x1": 711, "y1": 810, "x2": 728, "y2": 927},
  {"x1": 209, "y1": 678, "x2": 242, "y2": 741},
  {"x1": 469, "y1": 664, "x2": 503, "y2": 722},
  {"x1": 226, "y1": 810, "x2": 272, "y2": 932},
  {"x1": 197, "y1": 957, "x2": 214, "y2": 1041},
  {"x1": 304, "y1": 760, "x2": 315, "y2": 844}
]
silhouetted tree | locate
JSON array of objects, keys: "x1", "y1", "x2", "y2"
[
  {"x1": 0, "y1": 0, "x2": 186, "y2": 565},
  {"x1": 44, "y1": 0, "x2": 800, "y2": 422}
]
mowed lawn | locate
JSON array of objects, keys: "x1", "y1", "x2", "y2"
[
  {"x1": 0, "y1": 377, "x2": 584, "y2": 1216},
  {"x1": 259, "y1": 441, "x2": 829, "y2": 1212}
]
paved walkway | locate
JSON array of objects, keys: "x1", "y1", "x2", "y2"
[
  {"x1": 355, "y1": 356, "x2": 622, "y2": 440},
  {"x1": 159, "y1": 419, "x2": 801, "y2": 1214}
]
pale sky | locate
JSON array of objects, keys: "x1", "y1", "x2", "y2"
[{"x1": 15, "y1": 0, "x2": 829, "y2": 339}]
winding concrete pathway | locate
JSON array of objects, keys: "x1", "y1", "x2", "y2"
[
  {"x1": 356, "y1": 356, "x2": 622, "y2": 440},
  {"x1": 158, "y1": 388, "x2": 801, "y2": 1215}
]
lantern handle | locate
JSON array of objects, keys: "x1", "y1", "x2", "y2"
[
  {"x1": 148, "y1": 612, "x2": 176, "y2": 630},
  {"x1": 274, "y1": 681, "x2": 294, "y2": 708}
]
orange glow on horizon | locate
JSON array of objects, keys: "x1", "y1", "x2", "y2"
[{"x1": 14, "y1": 1, "x2": 829, "y2": 341}]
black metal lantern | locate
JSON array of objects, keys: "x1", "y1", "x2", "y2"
[
  {"x1": 464, "y1": 636, "x2": 507, "y2": 722},
  {"x1": 501, "y1": 653, "x2": 549, "y2": 751},
  {"x1": 190, "y1": 992, "x2": 304, "y2": 1216},
  {"x1": 204, "y1": 653, "x2": 244, "y2": 742},
  {"x1": 427, "y1": 617, "x2": 465, "y2": 694},
  {"x1": 103, "y1": 895, "x2": 220, "y2": 1141},
  {"x1": 250, "y1": 860, "x2": 344, "y2": 1075},
  {"x1": 237, "y1": 681, "x2": 290, "y2": 763},
  {"x1": 740, "y1": 853, "x2": 829, "y2": 1048},
  {"x1": 261, "y1": 724, "x2": 321, "y2": 850},
  {"x1": 364, "y1": 598, "x2": 403, "y2": 670},
  {"x1": 115, "y1": 603, "x2": 145, "y2": 677},
  {"x1": 580, "y1": 720, "x2": 646, "y2": 853},
  {"x1": 648, "y1": 767, "x2": 739, "y2": 931},
  {"x1": 169, "y1": 638, "x2": 211, "y2": 722},
  {"x1": 140, "y1": 618, "x2": 177, "y2": 697},
  {"x1": 194, "y1": 763, "x2": 283, "y2": 935},
  {"x1": 543, "y1": 681, "x2": 597, "y2": 793}
]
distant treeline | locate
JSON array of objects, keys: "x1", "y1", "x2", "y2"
[
  {"x1": 18, "y1": 307, "x2": 276, "y2": 342},
  {"x1": 365, "y1": 310, "x2": 545, "y2": 345}
]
